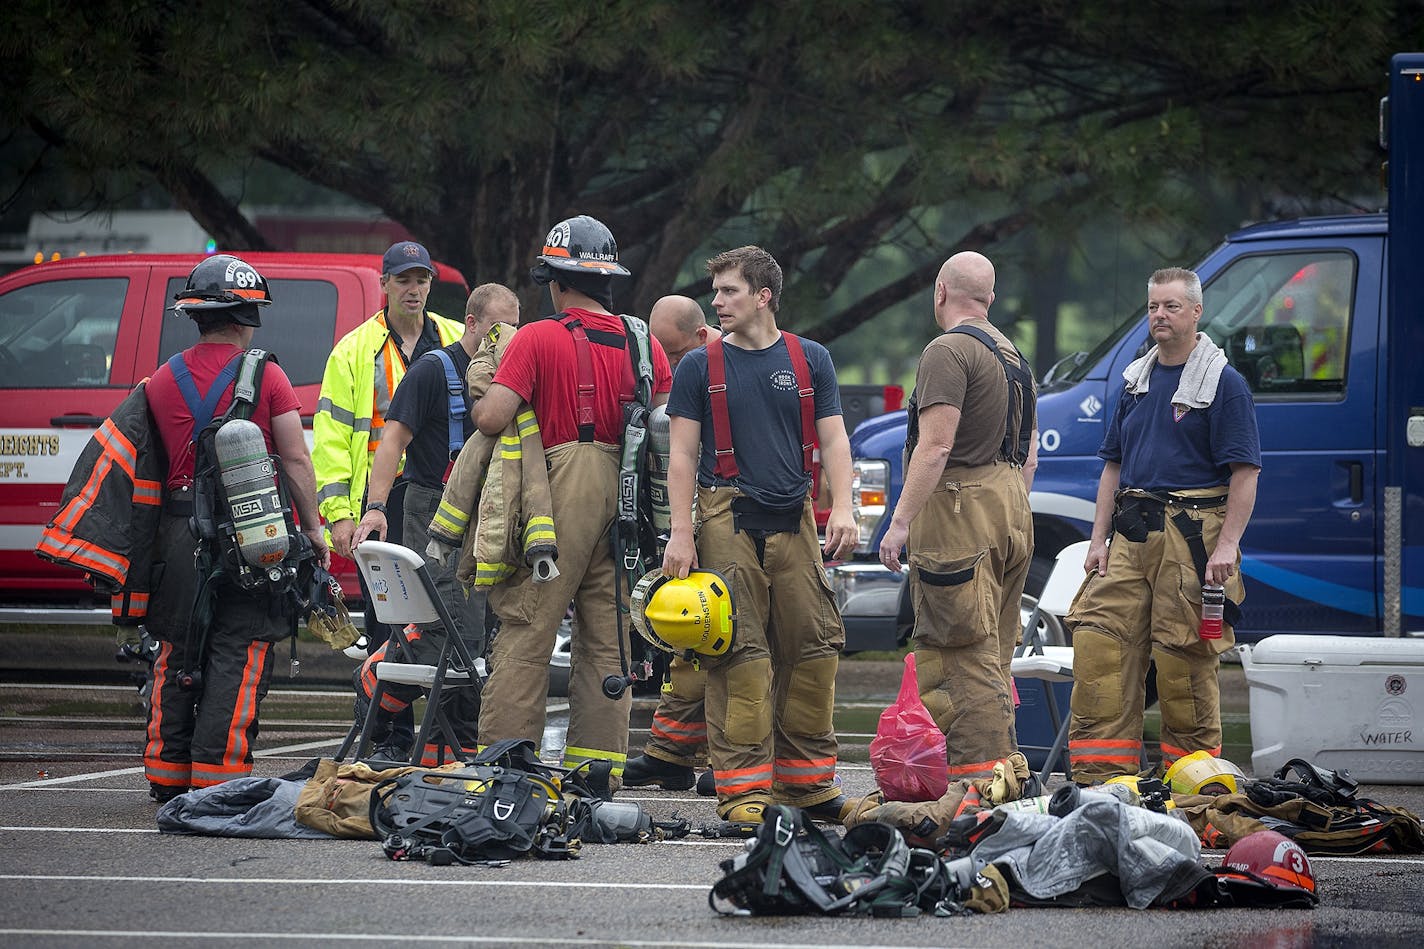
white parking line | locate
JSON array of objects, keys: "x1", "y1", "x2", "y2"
[
  {"x1": 0, "y1": 737, "x2": 345, "y2": 789},
  {"x1": 0, "y1": 873, "x2": 708, "y2": 889},
  {"x1": 0, "y1": 930, "x2": 916, "y2": 949}
]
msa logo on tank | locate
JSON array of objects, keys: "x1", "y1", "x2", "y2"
[
  {"x1": 770, "y1": 369, "x2": 797, "y2": 392},
  {"x1": 215, "y1": 418, "x2": 289, "y2": 566}
]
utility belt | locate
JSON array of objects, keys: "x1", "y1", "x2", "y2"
[
  {"x1": 1111, "y1": 489, "x2": 1227, "y2": 544},
  {"x1": 164, "y1": 486, "x2": 195, "y2": 518},
  {"x1": 1113, "y1": 488, "x2": 1242, "y2": 627},
  {"x1": 730, "y1": 495, "x2": 804, "y2": 538}
]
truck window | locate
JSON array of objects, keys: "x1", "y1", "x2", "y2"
[
  {"x1": 1200, "y1": 251, "x2": 1355, "y2": 400},
  {"x1": 159, "y1": 277, "x2": 339, "y2": 386},
  {"x1": 0, "y1": 277, "x2": 127, "y2": 388}
]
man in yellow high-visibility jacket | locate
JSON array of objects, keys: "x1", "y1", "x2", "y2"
[{"x1": 314, "y1": 240, "x2": 463, "y2": 759}]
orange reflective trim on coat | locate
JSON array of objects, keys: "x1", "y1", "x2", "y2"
[
  {"x1": 36, "y1": 530, "x2": 129, "y2": 583},
  {"x1": 50, "y1": 451, "x2": 113, "y2": 534},
  {"x1": 112, "y1": 591, "x2": 148, "y2": 619},
  {"x1": 94, "y1": 418, "x2": 139, "y2": 482},
  {"x1": 649, "y1": 715, "x2": 707, "y2": 746},
  {"x1": 714, "y1": 763, "x2": 773, "y2": 795},
  {"x1": 773, "y1": 756, "x2": 836, "y2": 785},
  {"x1": 132, "y1": 478, "x2": 162, "y2": 506}
]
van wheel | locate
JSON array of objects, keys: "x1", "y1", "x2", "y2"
[{"x1": 1020, "y1": 555, "x2": 1068, "y2": 647}]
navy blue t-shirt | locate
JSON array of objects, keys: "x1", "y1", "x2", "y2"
[
  {"x1": 1099, "y1": 361, "x2": 1261, "y2": 491},
  {"x1": 385, "y1": 341, "x2": 474, "y2": 489},
  {"x1": 667, "y1": 334, "x2": 842, "y2": 509}
]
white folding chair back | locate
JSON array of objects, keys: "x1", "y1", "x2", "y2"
[
  {"x1": 1036, "y1": 540, "x2": 1091, "y2": 618},
  {"x1": 336, "y1": 540, "x2": 481, "y2": 767},
  {"x1": 354, "y1": 539, "x2": 443, "y2": 628}
]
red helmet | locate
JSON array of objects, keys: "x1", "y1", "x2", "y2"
[{"x1": 1217, "y1": 830, "x2": 1318, "y2": 906}]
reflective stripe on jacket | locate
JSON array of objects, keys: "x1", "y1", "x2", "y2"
[
  {"x1": 35, "y1": 381, "x2": 165, "y2": 623},
  {"x1": 313, "y1": 310, "x2": 463, "y2": 526},
  {"x1": 429, "y1": 322, "x2": 556, "y2": 586}
]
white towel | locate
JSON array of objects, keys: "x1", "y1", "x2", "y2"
[{"x1": 1121, "y1": 333, "x2": 1229, "y2": 409}]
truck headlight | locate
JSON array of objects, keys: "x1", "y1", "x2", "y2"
[{"x1": 852, "y1": 458, "x2": 889, "y2": 555}]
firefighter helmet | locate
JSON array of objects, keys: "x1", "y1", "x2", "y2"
[
  {"x1": 173, "y1": 255, "x2": 273, "y2": 327},
  {"x1": 1165, "y1": 750, "x2": 1247, "y2": 796},
  {"x1": 630, "y1": 569, "x2": 735, "y2": 659},
  {"x1": 535, "y1": 215, "x2": 631, "y2": 277},
  {"x1": 1217, "y1": 829, "x2": 1318, "y2": 903}
]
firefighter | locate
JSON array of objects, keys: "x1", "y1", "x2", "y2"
[
  {"x1": 142, "y1": 256, "x2": 328, "y2": 801},
  {"x1": 622, "y1": 295, "x2": 721, "y2": 794},
  {"x1": 313, "y1": 240, "x2": 464, "y2": 758},
  {"x1": 878, "y1": 251, "x2": 1038, "y2": 781},
  {"x1": 662, "y1": 245, "x2": 858, "y2": 830},
  {"x1": 472, "y1": 215, "x2": 672, "y2": 786},
  {"x1": 1066, "y1": 267, "x2": 1261, "y2": 782}
]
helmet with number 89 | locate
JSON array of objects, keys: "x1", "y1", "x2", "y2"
[{"x1": 173, "y1": 255, "x2": 273, "y2": 327}]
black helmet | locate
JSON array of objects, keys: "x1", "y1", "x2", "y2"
[
  {"x1": 535, "y1": 215, "x2": 631, "y2": 277},
  {"x1": 173, "y1": 255, "x2": 273, "y2": 327}
]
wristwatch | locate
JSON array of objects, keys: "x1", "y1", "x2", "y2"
[{"x1": 366, "y1": 501, "x2": 388, "y2": 515}]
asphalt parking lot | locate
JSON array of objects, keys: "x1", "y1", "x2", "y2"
[{"x1": 2, "y1": 638, "x2": 1423, "y2": 948}]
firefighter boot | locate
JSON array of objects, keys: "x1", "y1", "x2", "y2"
[
  {"x1": 696, "y1": 768, "x2": 715, "y2": 797},
  {"x1": 622, "y1": 754, "x2": 696, "y2": 791}
]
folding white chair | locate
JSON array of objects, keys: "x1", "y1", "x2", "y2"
[
  {"x1": 1011, "y1": 541, "x2": 1089, "y2": 785},
  {"x1": 334, "y1": 540, "x2": 485, "y2": 766}
]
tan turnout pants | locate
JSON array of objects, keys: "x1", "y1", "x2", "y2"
[
  {"x1": 1067, "y1": 490, "x2": 1243, "y2": 782},
  {"x1": 907, "y1": 459, "x2": 1034, "y2": 781},
  {"x1": 695, "y1": 486, "x2": 845, "y2": 819},
  {"x1": 480, "y1": 442, "x2": 629, "y2": 784}
]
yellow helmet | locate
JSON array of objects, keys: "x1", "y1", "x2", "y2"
[
  {"x1": 630, "y1": 569, "x2": 736, "y2": 659},
  {"x1": 1165, "y1": 750, "x2": 1247, "y2": 796}
]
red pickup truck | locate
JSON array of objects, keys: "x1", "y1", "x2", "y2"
[{"x1": 0, "y1": 252, "x2": 469, "y2": 618}]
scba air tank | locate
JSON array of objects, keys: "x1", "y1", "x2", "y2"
[
  {"x1": 214, "y1": 418, "x2": 290, "y2": 566},
  {"x1": 647, "y1": 404, "x2": 672, "y2": 536}
]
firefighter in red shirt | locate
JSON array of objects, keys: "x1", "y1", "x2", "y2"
[
  {"x1": 473, "y1": 216, "x2": 671, "y2": 786},
  {"x1": 142, "y1": 256, "x2": 328, "y2": 801}
]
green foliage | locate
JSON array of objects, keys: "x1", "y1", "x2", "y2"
[{"x1": 4, "y1": 0, "x2": 1419, "y2": 376}]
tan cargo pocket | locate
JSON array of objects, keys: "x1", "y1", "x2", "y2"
[
  {"x1": 909, "y1": 548, "x2": 994, "y2": 648},
  {"x1": 488, "y1": 574, "x2": 536, "y2": 624}
]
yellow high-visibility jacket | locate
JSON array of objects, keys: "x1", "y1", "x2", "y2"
[
  {"x1": 429, "y1": 322, "x2": 555, "y2": 586},
  {"x1": 313, "y1": 310, "x2": 463, "y2": 528}
]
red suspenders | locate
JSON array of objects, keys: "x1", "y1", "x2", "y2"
[
  {"x1": 706, "y1": 332, "x2": 815, "y2": 480},
  {"x1": 561, "y1": 315, "x2": 597, "y2": 443}
]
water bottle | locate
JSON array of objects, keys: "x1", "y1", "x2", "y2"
[{"x1": 1199, "y1": 584, "x2": 1225, "y2": 640}]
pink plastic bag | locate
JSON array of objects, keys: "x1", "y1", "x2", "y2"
[{"x1": 869, "y1": 653, "x2": 949, "y2": 802}]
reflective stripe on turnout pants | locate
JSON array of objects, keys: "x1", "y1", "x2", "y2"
[
  {"x1": 480, "y1": 441, "x2": 629, "y2": 783},
  {"x1": 143, "y1": 512, "x2": 282, "y2": 789},
  {"x1": 642, "y1": 656, "x2": 708, "y2": 768},
  {"x1": 1066, "y1": 493, "x2": 1243, "y2": 782},
  {"x1": 906, "y1": 459, "x2": 1032, "y2": 781},
  {"x1": 695, "y1": 486, "x2": 844, "y2": 818}
]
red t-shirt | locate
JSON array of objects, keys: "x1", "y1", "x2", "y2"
[
  {"x1": 492, "y1": 309, "x2": 672, "y2": 447},
  {"x1": 147, "y1": 342, "x2": 303, "y2": 489}
]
